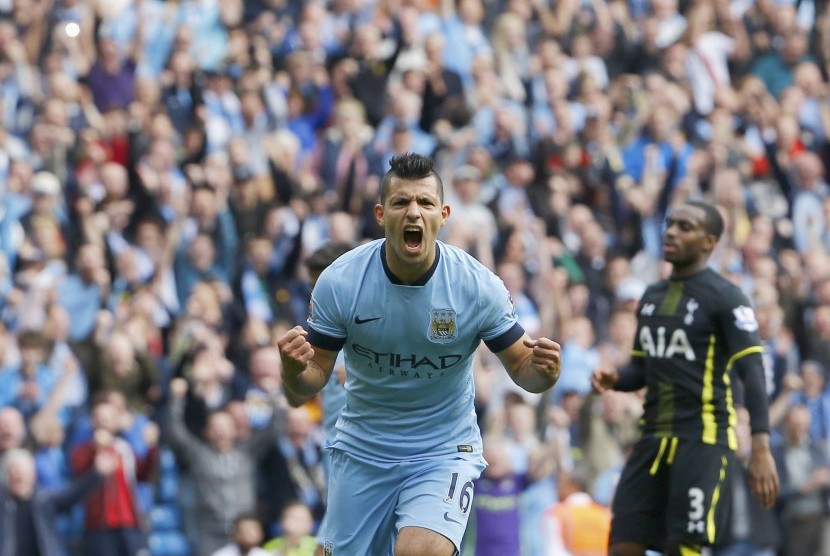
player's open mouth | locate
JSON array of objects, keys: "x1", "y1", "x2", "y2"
[
  {"x1": 404, "y1": 227, "x2": 423, "y2": 250},
  {"x1": 662, "y1": 243, "x2": 677, "y2": 254}
]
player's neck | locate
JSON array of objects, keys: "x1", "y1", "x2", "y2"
[
  {"x1": 670, "y1": 259, "x2": 709, "y2": 279},
  {"x1": 381, "y1": 241, "x2": 442, "y2": 285},
  {"x1": 386, "y1": 253, "x2": 436, "y2": 284}
]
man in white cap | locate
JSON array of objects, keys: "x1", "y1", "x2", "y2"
[{"x1": 20, "y1": 171, "x2": 66, "y2": 236}]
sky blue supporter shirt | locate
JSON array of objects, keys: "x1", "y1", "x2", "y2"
[{"x1": 307, "y1": 240, "x2": 524, "y2": 462}]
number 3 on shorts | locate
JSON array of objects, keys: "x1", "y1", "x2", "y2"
[
  {"x1": 687, "y1": 487, "x2": 705, "y2": 534},
  {"x1": 444, "y1": 472, "x2": 474, "y2": 513}
]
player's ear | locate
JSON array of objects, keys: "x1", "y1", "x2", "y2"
[
  {"x1": 442, "y1": 204, "x2": 451, "y2": 223},
  {"x1": 702, "y1": 232, "x2": 718, "y2": 252},
  {"x1": 374, "y1": 203, "x2": 384, "y2": 227}
]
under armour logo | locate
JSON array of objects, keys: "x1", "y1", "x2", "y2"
[{"x1": 687, "y1": 520, "x2": 705, "y2": 534}]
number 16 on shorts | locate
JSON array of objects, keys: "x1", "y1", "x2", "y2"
[{"x1": 444, "y1": 471, "x2": 474, "y2": 512}]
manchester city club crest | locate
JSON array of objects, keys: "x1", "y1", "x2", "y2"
[{"x1": 429, "y1": 308, "x2": 457, "y2": 341}]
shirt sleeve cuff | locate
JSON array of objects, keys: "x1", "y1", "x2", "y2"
[
  {"x1": 484, "y1": 322, "x2": 525, "y2": 353},
  {"x1": 306, "y1": 326, "x2": 346, "y2": 352}
]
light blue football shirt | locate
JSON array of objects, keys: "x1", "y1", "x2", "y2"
[
  {"x1": 307, "y1": 239, "x2": 524, "y2": 462},
  {"x1": 320, "y1": 351, "x2": 347, "y2": 440}
]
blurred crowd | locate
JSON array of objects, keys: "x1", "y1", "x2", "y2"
[{"x1": 1, "y1": 0, "x2": 830, "y2": 554}]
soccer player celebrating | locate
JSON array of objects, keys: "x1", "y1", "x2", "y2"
[
  {"x1": 277, "y1": 153, "x2": 562, "y2": 555},
  {"x1": 591, "y1": 201, "x2": 779, "y2": 556}
]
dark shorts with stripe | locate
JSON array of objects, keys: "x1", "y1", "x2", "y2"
[{"x1": 610, "y1": 436, "x2": 734, "y2": 552}]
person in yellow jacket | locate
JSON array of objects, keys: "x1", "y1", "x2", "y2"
[
  {"x1": 542, "y1": 469, "x2": 611, "y2": 556},
  {"x1": 263, "y1": 501, "x2": 318, "y2": 556}
]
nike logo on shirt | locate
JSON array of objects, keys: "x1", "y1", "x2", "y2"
[{"x1": 354, "y1": 316, "x2": 382, "y2": 324}]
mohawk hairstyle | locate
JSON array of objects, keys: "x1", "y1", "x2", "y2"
[{"x1": 380, "y1": 153, "x2": 444, "y2": 204}]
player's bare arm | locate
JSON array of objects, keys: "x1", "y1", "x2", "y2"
[
  {"x1": 496, "y1": 333, "x2": 561, "y2": 393},
  {"x1": 748, "y1": 432, "x2": 779, "y2": 509},
  {"x1": 277, "y1": 325, "x2": 338, "y2": 407},
  {"x1": 733, "y1": 352, "x2": 780, "y2": 508}
]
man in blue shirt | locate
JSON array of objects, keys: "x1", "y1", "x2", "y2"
[
  {"x1": 0, "y1": 331, "x2": 60, "y2": 423},
  {"x1": 56, "y1": 244, "x2": 109, "y2": 343},
  {"x1": 277, "y1": 153, "x2": 562, "y2": 556}
]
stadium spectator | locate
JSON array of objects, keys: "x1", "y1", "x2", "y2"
[
  {"x1": 0, "y1": 447, "x2": 117, "y2": 556},
  {"x1": 84, "y1": 36, "x2": 140, "y2": 114},
  {"x1": 273, "y1": 406, "x2": 326, "y2": 521},
  {"x1": 773, "y1": 404, "x2": 830, "y2": 556},
  {"x1": 464, "y1": 433, "x2": 557, "y2": 556},
  {"x1": 557, "y1": 316, "x2": 601, "y2": 400},
  {"x1": 439, "y1": 0, "x2": 491, "y2": 87},
  {"x1": 541, "y1": 468, "x2": 611, "y2": 556},
  {"x1": 85, "y1": 330, "x2": 160, "y2": 416},
  {"x1": 262, "y1": 501, "x2": 318, "y2": 556},
  {"x1": 787, "y1": 360, "x2": 830, "y2": 443},
  {"x1": 210, "y1": 513, "x2": 271, "y2": 556},
  {"x1": 755, "y1": 300, "x2": 799, "y2": 403},
  {"x1": 67, "y1": 389, "x2": 156, "y2": 459},
  {"x1": 30, "y1": 411, "x2": 70, "y2": 491},
  {"x1": 0, "y1": 407, "x2": 26, "y2": 457},
  {"x1": 751, "y1": 29, "x2": 815, "y2": 99},
  {"x1": 315, "y1": 98, "x2": 374, "y2": 215},
  {"x1": 715, "y1": 408, "x2": 780, "y2": 556},
  {"x1": 418, "y1": 32, "x2": 465, "y2": 137},
  {"x1": 42, "y1": 304, "x2": 88, "y2": 412},
  {"x1": 441, "y1": 165, "x2": 497, "y2": 270},
  {"x1": 683, "y1": 0, "x2": 750, "y2": 116},
  {"x1": 0, "y1": 330, "x2": 61, "y2": 423},
  {"x1": 175, "y1": 231, "x2": 231, "y2": 309},
  {"x1": 346, "y1": 20, "x2": 405, "y2": 127},
  {"x1": 577, "y1": 390, "x2": 641, "y2": 491},
  {"x1": 231, "y1": 344, "x2": 295, "y2": 528},
  {"x1": 167, "y1": 377, "x2": 282, "y2": 556},
  {"x1": 70, "y1": 396, "x2": 158, "y2": 556}
]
